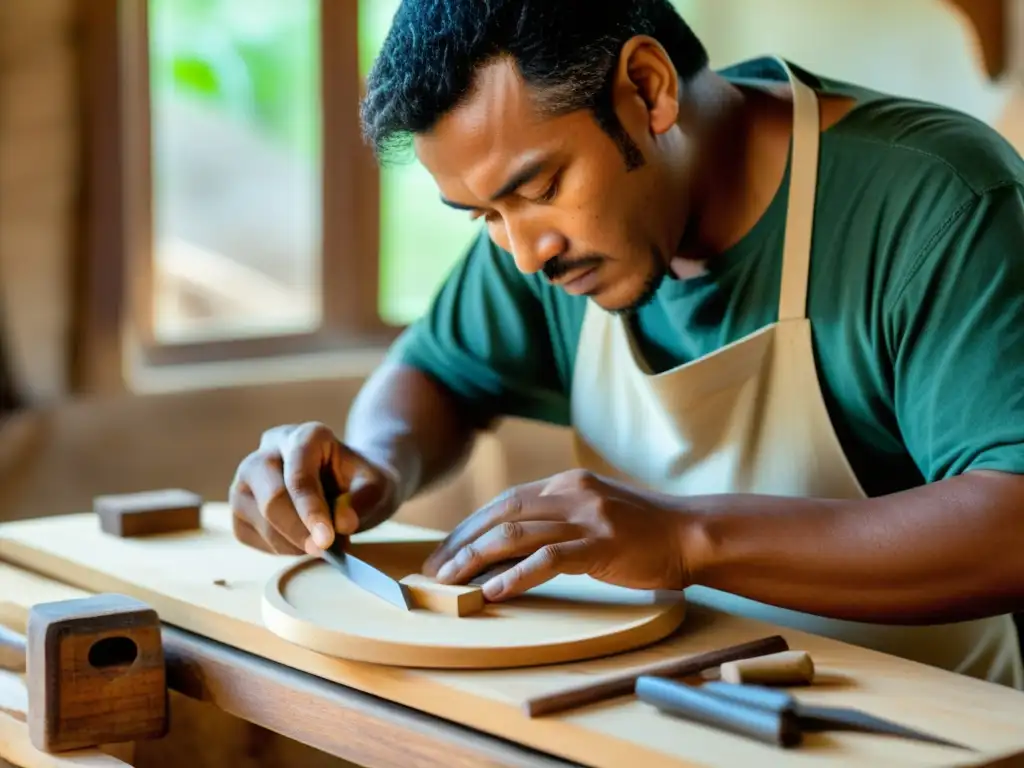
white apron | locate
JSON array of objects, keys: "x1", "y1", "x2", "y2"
[{"x1": 570, "y1": 58, "x2": 1022, "y2": 688}]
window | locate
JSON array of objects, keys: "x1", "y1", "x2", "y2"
[
  {"x1": 358, "y1": 0, "x2": 481, "y2": 326},
  {"x1": 80, "y1": 1, "x2": 399, "y2": 384},
  {"x1": 148, "y1": 0, "x2": 323, "y2": 344},
  {"x1": 126, "y1": 0, "x2": 480, "y2": 373}
]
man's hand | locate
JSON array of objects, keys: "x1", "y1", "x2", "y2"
[
  {"x1": 421, "y1": 469, "x2": 692, "y2": 601},
  {"x1": 229, "y1": 422, "x2": 402, "y2": 556}
]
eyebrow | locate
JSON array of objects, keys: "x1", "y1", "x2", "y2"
[{"x1": 440, "y1": 159, "x2": 548, "y2": 211}]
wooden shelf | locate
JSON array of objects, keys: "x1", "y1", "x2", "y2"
[{"x1": 945, "y1": 0, "x2": 1011, "y2": 79}]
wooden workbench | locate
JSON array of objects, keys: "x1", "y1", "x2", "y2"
[
  {"x1": 2, "y1": 505, "x2": 1024, "y2": 768},
  {"x1": 0, "y1": 564, "x2": 571, "y2": 768}
]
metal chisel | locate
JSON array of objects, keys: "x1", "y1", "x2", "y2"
[{"x1": 321, "y1": 540, "x2": 414, "y2": 611}]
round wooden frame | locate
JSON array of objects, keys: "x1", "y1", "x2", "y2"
[{"x1": 261, "y1": 555, "x2": 688, "y2": 669}]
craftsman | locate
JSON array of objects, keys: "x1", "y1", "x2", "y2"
[{"x1": 229, "y1": 1, "x2": 1024, "y2": 687}]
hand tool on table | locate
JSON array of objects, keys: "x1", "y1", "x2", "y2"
[
  {"x1": 635, "y1": 677, "x2": 973, "y2": 750},
  {"x1": 523, "y1": 634, "x2": 790, "y2": 717}
]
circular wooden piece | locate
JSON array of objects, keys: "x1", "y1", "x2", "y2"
[{"x1": 261, "y1": 541, "x2": 687, "y2": 668}]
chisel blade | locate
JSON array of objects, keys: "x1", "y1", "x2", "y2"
[{"x1": 321, "y1": 542, "x2": 413, "y2": 610}]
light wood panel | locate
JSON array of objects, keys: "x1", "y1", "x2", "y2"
[
  {"x1": 0, "y1": 670, "x2": 134, "y2": 768},
  {"x1": 3, "y1": 506, "x2": 1024, "y2": 767}
]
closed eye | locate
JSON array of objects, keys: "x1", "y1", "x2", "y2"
[
  {"x1": 533, "y1": 172, "x2": 561, "y2": 204},
  {"x1": 467, "y1": 174, "x2": 561, "y2": 221}
]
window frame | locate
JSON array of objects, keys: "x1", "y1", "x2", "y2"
[{"x1": 76, "y1": 0, "x2": 399, "y2": 394}]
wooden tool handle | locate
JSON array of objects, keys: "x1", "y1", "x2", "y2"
[
  {"x1": 719, "y1": 650, "x2": 814, "y2": 686},
  {"x1": 636, "y1": 676, "x2": 802, "y2": 748},
  {"x1": 0, "y1": 625, "x2": 26, "y2": 672},
  {"x1": 522, "y1": 634, "x2": 789, "y2": 717}
]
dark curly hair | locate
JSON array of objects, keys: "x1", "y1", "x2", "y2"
[{"x1": 360, "y1": 0, "x2": 709, "y2": 167}]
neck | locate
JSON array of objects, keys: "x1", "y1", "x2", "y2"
[{"x1": 667, "y1": 70, "x2": 794, "y2": 277}]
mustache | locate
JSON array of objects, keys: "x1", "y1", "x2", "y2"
[{"x1": 542, "y1": 254, "x2": 606, "y2": 282}]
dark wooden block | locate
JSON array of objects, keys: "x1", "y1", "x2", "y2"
[
  {"x1": 93, "y1": 489, "x2": 202, "y2": 537},
  {"x1": 26, "y1": 593, "x2": 169, "y2": 752}
]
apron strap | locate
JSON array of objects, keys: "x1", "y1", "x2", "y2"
[{"x1": 775, "y1": 58, "x2": 821, "y2": 322}]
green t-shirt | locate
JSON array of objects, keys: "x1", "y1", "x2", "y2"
[{"x1": 388, "y1": 57, "x2": 1024, "y2": 498}]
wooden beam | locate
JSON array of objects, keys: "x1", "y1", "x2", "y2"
[
  {"x1": 160, "y1": 626, "x2": 578, "y2": 768},
  {"x1": 945, "y1": 0, "x2": 1010, "y2": 79}
]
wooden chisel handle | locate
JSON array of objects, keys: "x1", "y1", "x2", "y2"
[
  {"x1": 719, "y1": 650, "x2": 814, "y2": 686},
  {"x1": 0, "y1": 624, "x2": 26, "y2": 672}
]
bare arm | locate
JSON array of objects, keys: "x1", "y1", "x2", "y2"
[
  {"x1": 679, "y1": 470, "x2": 1024, "y2": 624},
  {"x1": 343, "y1": 359, "x2": 486, "y2": 511}
]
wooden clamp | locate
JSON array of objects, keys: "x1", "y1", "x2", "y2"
[
  {"x1": 94, "y1": 489, "x2": 202, "y2": 538},
  {"x1": 21, "y1": 593, "x2": 169, "y2": 753}
]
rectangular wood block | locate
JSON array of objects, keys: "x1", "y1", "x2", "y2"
[
  {"x1": 399, "y1": 574, "x2": 485, "y2": 617},
  {"x1": 93, "y1": 489, "x2": 202, "y2": 537},
  {"x1": 26, "y1": 593, "x2": 168, "y2": 752}
]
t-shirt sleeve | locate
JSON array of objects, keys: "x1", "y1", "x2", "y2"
[
  {"x1": 889, "y1": 182, "x2": 1024, "y2": 481},
  {"x1": 386, "y1": 229, "x2": 570, "y2": 426}
]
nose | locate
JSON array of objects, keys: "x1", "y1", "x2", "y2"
[{"x1": 506, "y1": 225, "x2": 568, "y2": 275}]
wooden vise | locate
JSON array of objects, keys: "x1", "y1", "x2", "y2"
[{"x1": 1, "y1": 593, "x2": 169, "y2": 754}]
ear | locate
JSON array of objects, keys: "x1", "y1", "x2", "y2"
[{"x1": 612, "y1": 35, "x2": 680, "y2": 135}]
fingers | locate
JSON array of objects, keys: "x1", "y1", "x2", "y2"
[
  {"x1": 280, "y1": 423, "x2": 337, "y2": 549},
  {"x1": 483, "y1": 539, "x2": 594, "y2": 601},
  {"x1": 236, "y1": 451, "x2": 314, "y2": 552},
  {"x1": 230, "y1": 487, "x2": 304, "y2": 556},
  {"x1": 434, "y1": 520, "x2": 586, "y2": 585},
  {"x1": 421, "y1": 479, "x2": 554, "y2": 576},
  {"x1": 229, "y1": 421, "x2": 398, "y2": 556}
]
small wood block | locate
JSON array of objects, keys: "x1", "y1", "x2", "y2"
[
  {"x1": 719, "y1": 650, "x2": 815, "y2": 686},
  {"x1": 94, "y1": 489, "x2": 202, "y2": 537},
  {"x1": 399, "y1": 574, "x2": 485, "y2": 617},
  {"x1": 26, "y1": 593, "x2": 168, "y2": 752}
]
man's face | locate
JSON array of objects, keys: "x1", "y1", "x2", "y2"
[{"x1": 414, "y1": 53, "x2": 689, "y2": 314}]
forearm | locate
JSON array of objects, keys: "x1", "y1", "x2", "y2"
[
  {"x1": 344, "y1": 360, "x2": 484, "y2": 507},
  {"x1": 679, "y1": 470, "x2": 1024, "y2": 624}
]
